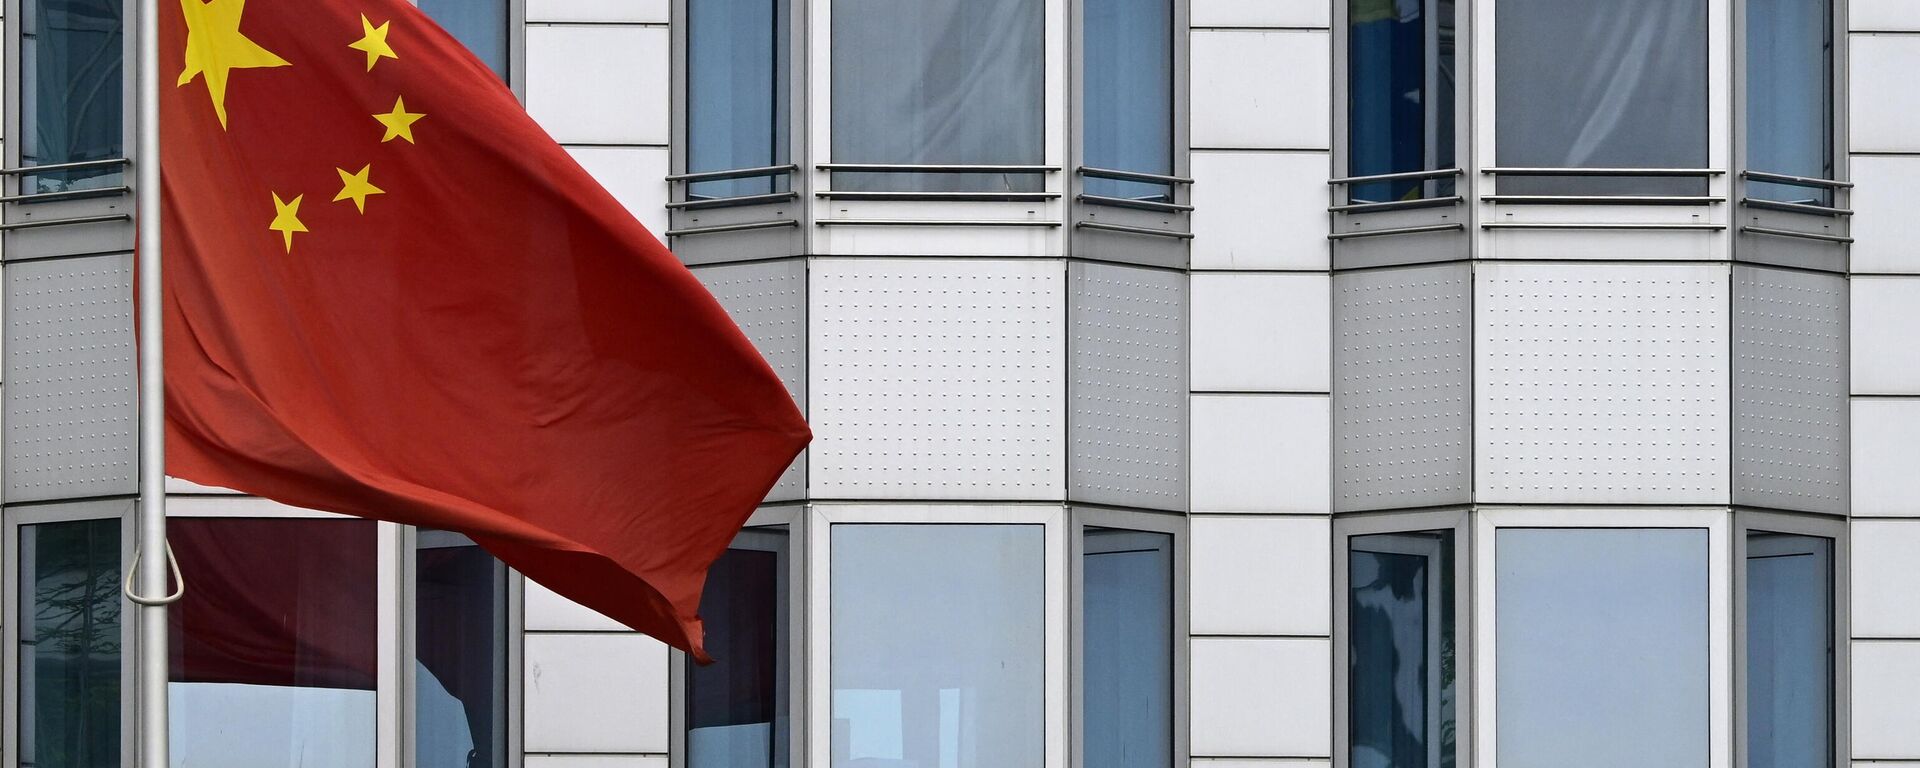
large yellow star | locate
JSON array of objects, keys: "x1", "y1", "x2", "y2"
[
  {"x1": 373, "y1": 96, "x2": 425, "y2": 144},
  {"x1": 348, "y1": 15, "x2": 398, "y2": 72},
  {"x1": 269, "y1": 192, "x2": 307, "y2": 253},
  {"x1": 332, "y1": 164, "x2": 385, "y2": 213},
  {"x1": 177, "y1": 0, "x2": 290, "y2": 129}
]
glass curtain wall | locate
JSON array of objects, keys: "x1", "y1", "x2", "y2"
[
  {"x1": 1349, "y1": 530, "x2": 1455, "y2": 768},
  {"x1": 20, "y1": 0, "x2": 125, "y2": 192},
  {"x1": 18, "y1": 519, "x2": 122, "y2": 768},
  {"x1": 688, "y1": 0, "x2": 790, "y2": 200},
  {"x1": 1746, "y1": 532, "x2": 1835, "y2": 768},
  {"x1": 1082, "y1": 528, "x2": 1173, "y2": 768},
  {"x1": 419, "y1": 0, "x2": 510, "y2": 81},
  {"x1": 1083, "y1": 0, "x2": 1173, "y2": 202},
  {"x1": 415, "y1": 532, "x2": 510, "y2": 768},
  {"x1": 1746, "y1": 0, "x2": 1833, "y2": 204},
  {"x1": 688, "y1": 529, "x2": 790, "y2": 768},
  {"x1": 1347, "y1": 0, "x2": 1454, "y2": 203}
]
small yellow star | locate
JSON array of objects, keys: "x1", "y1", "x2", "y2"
[
  {"x1": 373, "y1": 96, "x2": 425, "y2": 144},
  {"x1": 269, "y1": 192, "x2": 307, "y2": 253},
  {"x1": 332, "y1": 164, "x2": 385, "y2": 213},
  {"x1": 347, "y1": 14, "x2": 397, "y2": 72}
]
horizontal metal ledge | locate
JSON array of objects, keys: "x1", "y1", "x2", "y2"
[
  {"x1": 1329, "y1": 168, "x2": 1463, "y2": 185},
  {"x1": 1077, "y1": 166, "x2": 1193, "y2": 185},
  {"x1": 664, "y1": 164, "x2": 797, "y2": 183},
  {"x1": 1742, "y1": 170, "x2": 1852, "y2": 189},
  {"x1": 1482, "y1": 167, "x2": 1726, "y2": 177},
  {"x1": 666, "y1": 191, "x2": 798, "y2": 210},
  {"x1": 0, "y1": 186, "x2": 130, "y2": 204},
  {"x1": 815, "y1": 218, "x2": 1060, "y2": 227},
  {"x1": 1481, "y1": 222, "x2": 1725, "y2": 231},
  {"x1": 1481, "y1": 195, "x2": 1723, "y2": 205},
  {"x1": 664, "y1": 219, "x2": 799, "y2": 237},
  {"x1": 816, "y1": 163, "x2": 1059, "y2": 174},
  {"x1": 1077, "y1": 194, "x2": 1192, "y2": 213},
  {"x1": 816, "y1": 190, "x2": 1060, "y2": 202},
  {"x1": 0, "y1": 158, "x2": 129, "y2": 176},
  {"x1": 1330, "y1": 196, "x2": 1462, "y2": 214},
  {"x1": 0, "y1": 213, "x2": 131, "y2": 231},
  {"x1": 1327, "y1": 223, "x2": 1465, "y2": 240},
  {"x1": 1741, "y1": 225, "x2": 1853, "y2": 244},
  {"x1": 1740, "y1": 198, "x2": 1852, "y2": 217},
  {"x1": 1075, "y1": 220, "x2": 1194, "y2": 239}
]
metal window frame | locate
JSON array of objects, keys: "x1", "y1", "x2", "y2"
[
  {"x1": 400, "y1": 527, "x2": 524, "y2": 768},
  {"x1": 1067, "y1": 506, "x2": 1187, "y2": 768},
  {"x1": 1730, "y1": 0, "x2": 1850, "y2": 270},
  {"x1": 1331, "y1": 507, "x2": 1473, "y2": 768},
  {"x1": 1065, "y1": 0, "x2": 1191, "y2": 266},
  {"x1": 1730, "y1": 509, "x2": 1849, "y2": 768}
]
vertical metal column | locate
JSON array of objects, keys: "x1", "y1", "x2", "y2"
[{"x1": 133, "y1": 0, "x2": 170, "y2": 760}]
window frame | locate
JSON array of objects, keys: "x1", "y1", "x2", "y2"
[
  {"x1": 1732, "y1": 509, "x2": 1848, "y2": 768},
  {"x1": 1067, "y1": 0, "x2": 1192, "y2": 264},
  {"x1": 1731, "y1": 0, "x2": 1851, "y2": 264},
  {"x1": 1068, "y1": 506, "x2": 1186, "y2": 768},
  {"x1": 400, "y1": 526, "x2": 524, "y2": 768}
]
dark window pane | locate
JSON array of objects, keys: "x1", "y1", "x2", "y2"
[
  {"x1": 1747, "y1": 532, "x2": 1834, "y2": 768},
  {"x1": 20, "y1": 518, "x2": 121, "y2": 768},
  {"x1": 689, "y1": 529, "x2": 789, "y2": 768},
  {"x1": 830, "y1": 0, "x2": 1043, "y2": 192},
  {"x1": 416, "y1": 533, "x2": 508, "y2": 768},
  {"x1": 1083, "y1": 528, "x2": 1173, "y2": 768},
  {"x1": 1083, "y1": 0, "x2": 1172, "y2": 202},
  {"x1": 420, "y1": 0, "x2": 510, "y2": 81},
  {"x1": 21, "y1": 0, "x2": 124, "y2": 192},
  {"x1": 1348, "y1": 0, "x2": 1456, "y2": 203},
  {"x1": 689, "y1": 0, "x2": 791, "y2": 200},
  {"x1": 1747, "y1": 0, "x2": 1833, "y2": 204},
  {"x1": 1494, "y1": 0, "x2": 1708, "y2": 195},
  {"x1": 1349, "y1": 530, "x2": 1455, "y2": 768}
]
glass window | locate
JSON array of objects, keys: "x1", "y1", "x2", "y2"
[
  {"x1": 1746, "y1": 532, "x2": 1834, "y2": 768},
  {"x1": 1495, "y1": 528, "x2": 1709, "y2": 768},
  {"x1": 415, "y1": 531, "x2": 509, "y2": 768},
  {"x1": 1349, "y1": 530, "x2": 1455, "y2": 768},
  {"x1": 688, "y1": 0, "x2": 791, "y2": 200},
  {"x1": 419, "y1": 0, "x2": 510, "y2": 81},
  {"x1": 19, "y1": 518, "x2": 122, "y2": 768},
  {"x1": 688, "y1": 528, "x2": 790, "y2": 768},
  {"x1": 20, "y1": 0, "x2": 125, "y2": 193},
  {"x1": 169, "y1": 518, "x2": 378, "y2": 768},
  {"x1": 1347, "y1": 0, "x2": 1455, "y2": 203},
  {"x1": 831, "y1": 525, "x2": 1044, "y2": 768},
  {"x1": 1083, "y1": 0, "x2": 1172, "y2": 202},
  {"x1": 1083, "y1": 528, "x2": 1173, "y2": 768},
  {"x1": 1747, "y1": 0, "x2": 1833, "y2": 204},
  {"x1": 1494, "y1": 0, "x2": 1708, "y2": 195},
  {"x1": 830, "y1": 0, "x2": 1044, "y2": 193}
]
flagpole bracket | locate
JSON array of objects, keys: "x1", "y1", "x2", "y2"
[{"x1": 123, "y1": 541, "x2": 186, "y2": 606}]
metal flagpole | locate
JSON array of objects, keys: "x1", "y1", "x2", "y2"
[{"x1": 131, "y1": 0, "x2": 173, "y2": 760}]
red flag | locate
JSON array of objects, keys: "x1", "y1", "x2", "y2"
[{"x1": 157, "y1": 0, "x2": 810, "y2": 661}]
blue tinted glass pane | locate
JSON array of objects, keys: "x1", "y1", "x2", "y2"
[
  {"x1": 1084, "y1": 0, "x2": 1171, "y2": 201},
  {"x1": 1349, "y1": 531, "x2": 1455, "y2": 768},
  {"x1": 689, "y1": 533, "x2": 788, "y2": 768},
  {"x1": 1747, "y1": 533, "x2": 1834, "y2": 768},
  {"x1": 1495, "y1": 529, "x2": 1708, "y2": 768},
  {"x1": 1347, "y1": 0, "x2": 1453, "y2": 203},
  {"x1": 415, "y1": 537, "x2": 508, "y2": 768},
  {"x1": 20, "y1": 519, "x2": 121, "y2": 768},
  {"x1": 419, "y1": 0, "x2": 509, "y2": 81},
  {"x1": 689, "y1": 0, "x2": 790, "y2": 199},
  {"x1": 1084, "y1": 529, "x2": 1173, "y2": 768},
  {"x1": 22, "y1": 0, "x2": 124, "y2": 192},
  {"x1": 1747, "y1": 0, "x2": 1832, "y2": 204}
]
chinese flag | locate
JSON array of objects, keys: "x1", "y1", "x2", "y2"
[{"x1": 157, "y1": 0, "x2": 810, "y2": 661}]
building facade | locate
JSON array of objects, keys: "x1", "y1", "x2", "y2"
[{"x1": 0, "y1": 0, "x2": 1914, "y2": 767}]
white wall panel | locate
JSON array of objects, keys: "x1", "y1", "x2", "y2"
[
  {"x1": 1191, "y1": 394, "x2": 1330, "y2": 514},
  {"x1": 1069, "y1": 263, "x2": 1187, "y2": 508},
  {"x1": 1191, "y1": 151, "x2": 1330, "y2": 271},
  {"x1": 1853, "y1": 520, "x2": 1920, "y2": 637},
  {"x1": 525, "y1": 757, "x2": 667, "y2": 768},
  {"x1": 525, "y1": 26, "x2": 669, "y2": 145},
  {"x1": 1853, "y1": 278, "x2": 1920, "y2": 394},
  {"x1": 1850, "y1": 35, "x2": 1920, "y2": 153},
  {"x1": 1190, "y1": 637, "x2": 1331, "y2": 757},
  {"x1": 524, "y1": 579, "x2": 626, "y2": 632},
  {"x1": 1733, "y1": 266, "x2": 1848, "y2": 513},
  {"x1": 1852, "y1": 641, "x2": 1920, "y2": 759},
  {"x1": 1190, "y1": 30, "x2": 1330, "y2": 149},
  {"x1": 694, "y1": 259, "x2": 807, "y2": 500},
  {"x1": 1189, "y1": 516, "x2": 1330, "y2": 635},
  {"x1": 1192, "y1": 273, "x2": 1330, "y2": 392},
  {"x1": 566, "y1": 146, "x2": 670, "y2": 236},
  {"x1": 1190, "y1": 0, "x2": 1328, "y2": 28},
  {"x1": 810, "y1": 258, "x2": 1064, "y2": 499},
  {"x1": 527, "y1": 0, "x2": 666, "y2": 23},
  {"x1": 1854, "y1": 398, "x2": 1920, "y2": 516},
  {"x1": 523, "y1": 634, "x2": 670, "y2": 753},
  {"x1": 1475, "y1": 263, "x2": 1731, "y2": 504},
  {"x1": 1853, "y1": 1, "x2": 1920, "y2": 31},
  {"x1": 1848, "y1": 155, "x2": 1920, "y2": 274}
]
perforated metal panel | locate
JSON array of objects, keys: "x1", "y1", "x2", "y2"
[
  {"x1": 1475, "y1": 262, "x2": 1731, "y2": 504},
  {"x1": 809, "y1": 258, "x2": 1065, "y2": 499},
  {"x1": 5, "y1": 254, "x2": 137, "y2": 502},
  {"x1": 1068, "y1": 262, "x2": 1185, "y2": 510},
  {"x1": 693, "y1": 259, "x2": 807, "y2": 501},
  {"x1": 1333, "y1": 263, "x2": 1472, "y2": 511},
  {"x1": 1733, "y1": 266, "x2": 1847, "y2": 514}
]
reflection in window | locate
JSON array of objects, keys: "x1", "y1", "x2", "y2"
[
  {"x1": 169, "y1": 518, "x2": 378, "y2": 768},
  {"x1": 1348, "y1": 0, "x2": 1455, "y2": 203},
  {"x1": 1083, "y1": 528, "x2": 1173, "y2": 768},
  {"x1": 416, "y1": 532, "x2": 509, "y2": 768},
  {"x1": 688, "y1": 0, "x2": 790, "y2": 200},
  {"x1": 831, "y1": 0, "x2": 1044, "y2": 193},
  {"x1": 20, "y1": 518, "x2": 121, "y2": 768},
  {"x1": 831, "y1": 525, "x2": 1044, "y2": 768},
  {"x1": 420, "y1": 0, "x2": 510, "y2": 81},
  {"x1": 1349, "y1": 530, "x2": 1454, "y2": 768},
  {"x1": 1494, "y1": 0, "x2": 1707, "y2": 195},
  {"x1": 1496, "y1": 528, "x2": 1708, "y2": 768},
  {"x1": 1747, "y1": 0, "x2": 1833, "y2": 204},
  {"x1": 1083, "y1": 0, "x2": 1172, "y2": 202},
  {"x1": 21, "y1": 0, "x2": 125, "y2": 193},
  {"x1": 1747, "y1": 532, "x2": 1834, "y2": 768},
  {"x1": 689, "y1": 529, "x2": 789, "y2": 768}
]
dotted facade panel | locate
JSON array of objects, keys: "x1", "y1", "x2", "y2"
[
  {"x1": 693, "y1": 259, "x2": 806, "y2": 501},
  {"x1": 1068, "y1": 262, "x2": 1185, "y2": 510},
  {"x1": 1475, "y1": 263, "x2": 1731, "y2": 504},
  {"x1": 1733, "y1": 266, "x2": 1847, "y2": 514},
  {"x1": 5, "y1": 254, "x2": 137, "y2": 502},
  {"x1": 809, "y1": 258, "x2": 1064, "y2": 499},
  {"x1": 1333, "y1": 263, "x2": 1472, "y2": 512}
]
